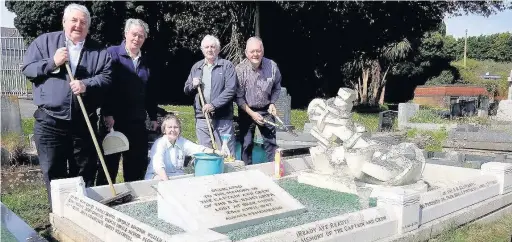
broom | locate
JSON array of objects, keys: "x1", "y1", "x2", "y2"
[{"x1": 65, "y1": 63, "x2": 133, "y2": 206}]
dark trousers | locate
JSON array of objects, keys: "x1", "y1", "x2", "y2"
[
  {"x1": 96, "y1": 119, "x2": 148, "y2": 185},
  {"x1": 238, "y1": 107, "x2": 277, "y2": 165},
  {"x1": 33, "y1": 108, "x2": 98, "y2": 209}
]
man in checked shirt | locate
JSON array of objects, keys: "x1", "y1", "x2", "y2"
[{"x1": 235, "y1": 37, "x2": 282, "y2": 165}]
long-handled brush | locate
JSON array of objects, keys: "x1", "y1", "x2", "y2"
[{"x1": 64, "y1": 63, "x2": 133, "y2": 206}]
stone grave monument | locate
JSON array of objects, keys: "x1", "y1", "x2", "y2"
[
  {"x1": 157, "y1": 170, "x2": 306, "y2": 232},
  {"x1": 378, "y1": 110, "x2": 398, "y2": 132},
  {"x1": 274, "y1": 87, "x2": 294, "y2": 130},
  {"x1": 1, "y1": 95, "x2": 23, "y2": 135},
  {"x1": 495, "y1": 70, "x2": 512, "y2": 122},
  {"x1": 298, "y1": 88, "x2": 427, "y2": 198}
]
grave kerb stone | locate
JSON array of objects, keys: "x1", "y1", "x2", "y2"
[
  {"x1": 62, "y1": 194, "x2": 229, "y2": 242},
  {"x1": 1, "y1": 202, "x2": 47, "y2": 242},
  {"x1": 419, "y1": 175, "x2": 500, "y2": 224},
  {"x1": 50, "y1": 176, "x2": 87, "y2": 217},
  {"x1": 239, "y1": 207, "x2": 397, "y2": 242},
  {"x1": 157, "y1": 170, "x2": 307, "y2": 233},
  {"x1": 377, "y1": 188, "x2": 420, "y2": 234},
  {"x1": 481, "y1": 162, "x2": 512, "y2": 195}
]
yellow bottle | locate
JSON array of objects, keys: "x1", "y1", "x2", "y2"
[
  {"x1": 221, "y1": 134, "x2": 235, "y2": 162},
  {"x1": 274, "y1": 148, "x2": 284, "y2": 178}
]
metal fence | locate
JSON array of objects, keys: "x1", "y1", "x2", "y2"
[{"x1": 1, "y1": 28, "x2": 31, "y2": 99}]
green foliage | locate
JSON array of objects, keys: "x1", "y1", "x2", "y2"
[
  {"x1": 406, "y1": 128, "x2": 448, "y2": 152},
  {"x1": 22, "y1": 118, "x2": 34, "y2": 136},
  {"x1": 352, "y1": 113, "x2": 381, "y2": 133},
  {"x1": 1, "y1": 132, "x2": 29, "y2": 167},
  {"x1": 425, "y1": 70, "x2": 456, "y2": 85},
  {"x1": 452, "y1": 58, "x2": 511, "y2": 97}
]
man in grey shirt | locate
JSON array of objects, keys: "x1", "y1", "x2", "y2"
[
  {"x1": 184, "y1": 35, "x2": 237, "y2": 157},
  {"x1": 235, "y1": 37, "x2": 282, "y2": 165}
]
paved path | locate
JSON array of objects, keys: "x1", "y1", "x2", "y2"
[{"x1": 18, "y1": 98, "x2": 36, "y2": 119}]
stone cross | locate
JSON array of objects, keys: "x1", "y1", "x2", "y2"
[{"x1": 508, "y1": 70, "x2": 512, "y2": 100}]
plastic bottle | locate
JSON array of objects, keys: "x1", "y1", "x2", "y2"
[
  {"x1": 274, "y1": 148, "x2": 284, "y2": 178},
  {"x1": 221, "y1": 134, "x2": 235, "y2": 162}
]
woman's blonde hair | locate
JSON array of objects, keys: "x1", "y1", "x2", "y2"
[{"x1": 160, "y1": 114, "x2": 182, "y2": 135}]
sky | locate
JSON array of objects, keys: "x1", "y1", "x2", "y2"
[{"x1": 1, "y1": 2, "x2": 511, "y2": 37}]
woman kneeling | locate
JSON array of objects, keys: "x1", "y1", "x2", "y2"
[{"x1": 145, "y1": 114, "x2": 223, "y2": 180}]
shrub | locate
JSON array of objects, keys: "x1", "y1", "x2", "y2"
[{"x1": 1, "y1": 132, "x2": 30, "y2": 167}]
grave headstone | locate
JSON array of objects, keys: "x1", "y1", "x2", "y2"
[
  {"x1": 62, "y1": 194, "x2": 229, "y2": 242},
  {"x1": 1, "y1": 95, "x2": 23, "y2": 135},
  {"x1": 378, "y1": 110, "x2": 398, "y2": 132},
  {"x1": 1, "y1": 202, "x2": 47, "y2": 242},
  {"x1": 157, "y1": 170, "x2": 306, "y2": 233},
  {"x1": 398, "y1": 103, "x2": 419, "y2": 129},
  {"x1": 481, "y1": 162, "x2": 512, "y2": 195},
  {"x1": 274, "y1": 87, "x2": 293, "y2": 129}
]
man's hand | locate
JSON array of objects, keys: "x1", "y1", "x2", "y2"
[
  {"x1": 53, "y1": 47, "x2": 68, "y2": 67},
  {"x1": 151, "y1": 121, "x2": 158, "y2": 131},
  {"x1": 192, "y1": 77, "x2": 201, "y2": 89},
  {"x1": 104, "y1": 116, "x2": 115, "y2": 130},
  {"x1": 268, "y1": 104, "x2": 277, "y2": 116},
  {"x1": 250, "y1": 111, "x2": 265, "y2": 126},
  {"x1": 70, "y1": 80, "x2": 86, "y2": 94},
  {"x1": 202, "y1": 103, "x2": 215, "y2": 114}
]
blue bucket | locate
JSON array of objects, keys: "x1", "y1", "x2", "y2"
[{"x1": 193, "y1": 153, "x2": 224, "y2": 176}]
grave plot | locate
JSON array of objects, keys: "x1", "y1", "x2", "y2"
[{"x1": 48, "y1": 158, "x2": 512, "y2": 242}]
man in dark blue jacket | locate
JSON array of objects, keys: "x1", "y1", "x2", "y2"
[
  {"x1": 184, "y1": 35, "x2": 237, "y2": 158},
  {"x1": 97, "y1": 18, "x2": 158, "y2": 185},
  {"x1": 22, "y1": 3, "x2": 111, "y2": 206}
]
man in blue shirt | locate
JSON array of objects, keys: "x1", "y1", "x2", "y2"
[
  {"x1": 98, "y1": 18, "x2": 158, "y2": 185},
  {"x1": 22, "y1": 3, "x2": 112, "y2": 207}
]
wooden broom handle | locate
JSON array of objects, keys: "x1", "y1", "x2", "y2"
[
  {"x1": 197, "y1": 85, "x2": 217, "y2": 150},
  {"x1": 65, "y1": 63, "x2": 117, "y2": 196}
]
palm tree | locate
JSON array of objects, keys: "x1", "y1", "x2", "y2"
[{"x1": 377, "y1": 38, "x2": 412, "y2": 105}]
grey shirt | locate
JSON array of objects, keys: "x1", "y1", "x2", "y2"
[
  {"x1": 235, "y1": 57, "x2": 282, "y2": 109},
  {"x1": 202, "y1": 62, "x2": 214, "y2": 103}
]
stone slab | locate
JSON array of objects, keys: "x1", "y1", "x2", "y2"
[
  {"x1": 496, "y1": 100, "x2": 512, "y2": 122},
  {"x1": 1, "y1": 202, "x2": 47, "y2": 242},
  {"x1": 447, "y1": 130, "x2": 512, "y2": 143},
  {"x1": 419, "y1": 175, "x2": 500, "y2": 224},
  {"x1": 1, "y1": 95, "x2": 22, "y2": 134},
  {"x1": 157, "y1": 170, "x2": 307, "y2": 233},
  {"x1": 240, "y1": 207, "x2": 396, "y2": 242},
  {"x1": 377, "y1": 188, "x2": 420, "y2": 234},
  {"x1": 51, "y1": 177, "x2": 87, "y2": 217},
  {"x1": 481, "y1": 162, "x2": 512, "y2": 195},
  {"x1": 397, "y1": 103, "x2": 419, "y2": 130},
  {"x1": 62, "y1": 194, "x2": 229, "y2": 242},
  {"x1": 444, "y1": 140, "x2": 512, "y2": 152}
]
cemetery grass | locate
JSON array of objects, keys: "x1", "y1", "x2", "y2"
[{"x1": 430, "y1": 214, "x2": 512, "y2": 242}]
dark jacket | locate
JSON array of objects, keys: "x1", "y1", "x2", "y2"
[
  {"x1": 22, "y1": 31, "x2": 112, "y2": 120},
  {"x1": 101, "y1": 41, "x2": 157, "y2": 122},
  {"x1": 183, "y1": 58, "x2": 237, "y2": 120}
]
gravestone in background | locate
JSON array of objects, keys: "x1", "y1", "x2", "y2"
[
  {"x1": 398, "y1": 103, "x2": 419, "y2": 129},
  {"x1": 274, "y1": 87, "x2": 293, "y2": 129},
  {"x1": 378, "y1": 110, "x2": 398, "y2": 132},
  {"x1": 1, "y1": 95, "x2": 23, "y2": 135},
  {"x1": 495, "y1": 70, "x2": 512, "y2": 122}
]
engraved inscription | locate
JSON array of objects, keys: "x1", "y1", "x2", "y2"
[
  {"x1": 199, "y1": 185, "x2": 284, "y2": 220},
  {"x1": 292, "y1": 215, "x2": 388, "y2": 242},
  {"x1": 65, "y1": 195, "x2": 167, "y2": 242},
  {"x1": 420, "y1": 180, "x2": 497, "y2": 209}
]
